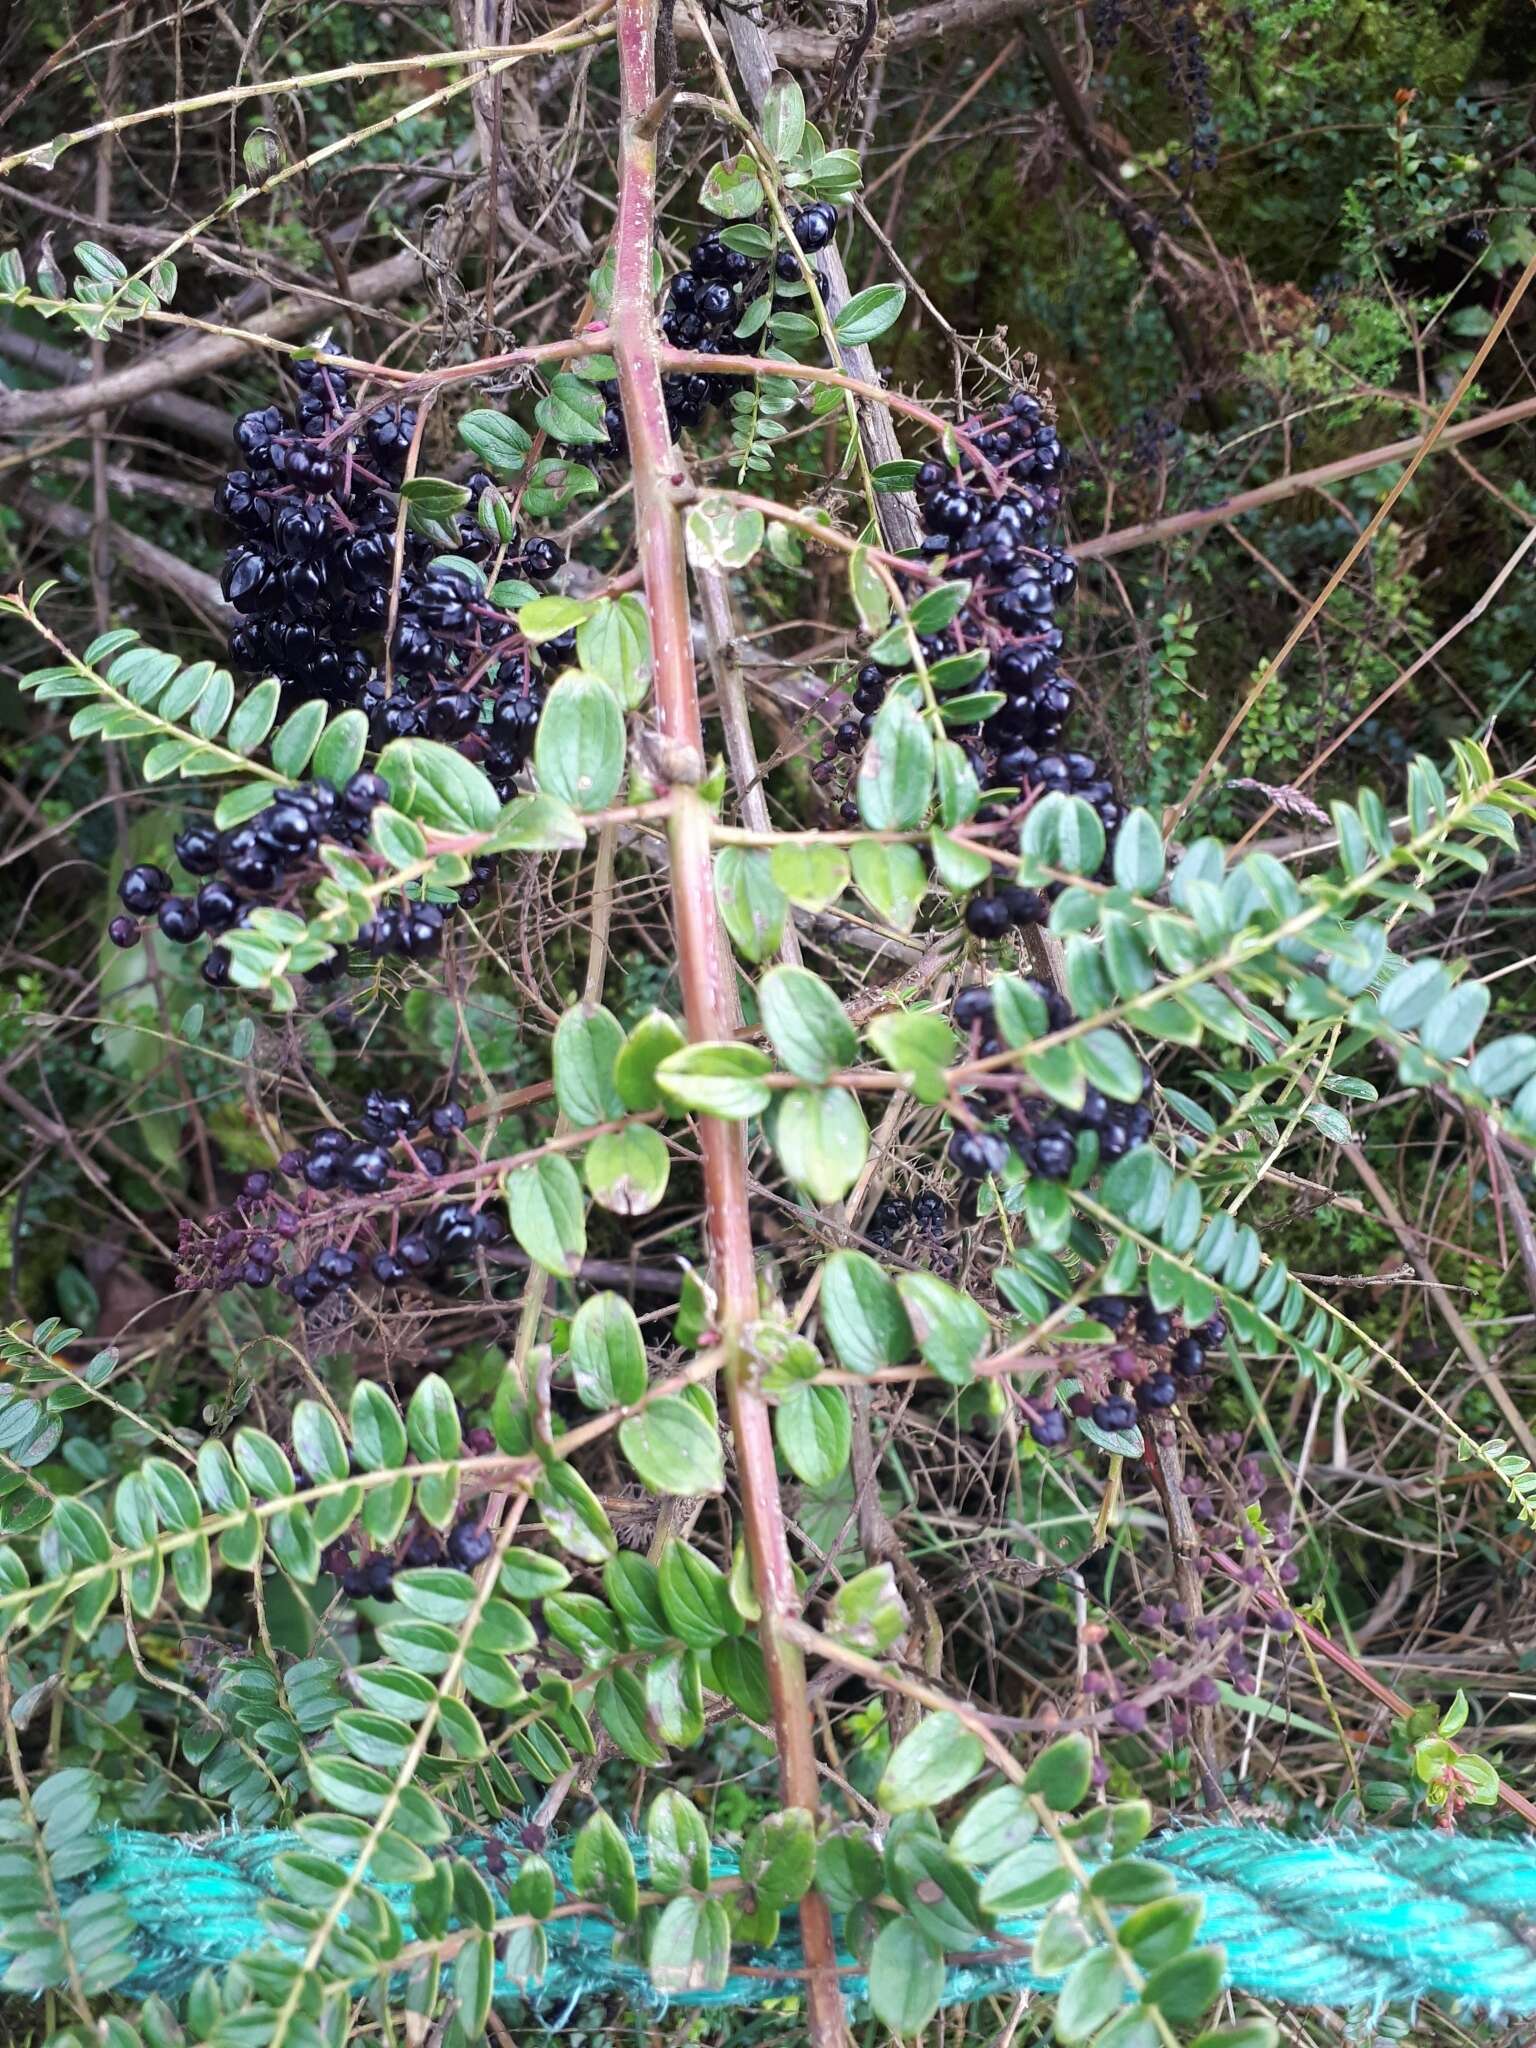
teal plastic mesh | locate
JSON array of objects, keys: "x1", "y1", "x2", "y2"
[{"x1": 9, "y1": 1823, "x2": 1536, "y2": 2018}]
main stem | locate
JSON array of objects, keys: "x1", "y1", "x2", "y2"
[{"x1": 606, "y1": 8, "x2": 846, "y2": 2041}]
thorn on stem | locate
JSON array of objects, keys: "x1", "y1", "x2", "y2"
[{"x1": 634, "y1": 85, "x2": 676, "y2": 140}]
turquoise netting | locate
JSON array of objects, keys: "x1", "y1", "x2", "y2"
[{"x1": 10, "y1": 1822, "x2": 1536, "y2": 2019}]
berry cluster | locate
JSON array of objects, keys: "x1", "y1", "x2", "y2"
[
  {"x1": 567, "y1": 204, "x2": 838, "y2": 459},
  {"x1": 947, "y1": 979, "x2": 1154, "y2": 1185},
  {"x1": 823, "y1": 390, "x2": 1125, "y2": 917},
  {"x1": 327, "y1": 1513, "x2": 494, "y2": 1604},
  {"x1": 109, "y1": 774, "x2": 389, "y2": 985},
  {"x1": 179, "y1": 1088, "x2": 510, "y2": 1305},
  {"x1": 1024, "y1": 1300, "x2": 1227, "y2": 1450},
  {"x1": 108, "y1": 346, "x2": 586, "y2": 991},
  {"x1": 349, "y1": 859, "x2": 495, "y2": 965},
  {"x1": 215, "y1": 352, "x2": 562, "y2": 794},
  {"x1": 217, "y1": 353, "x2": 417, "y2": 703},
  {"x1": 363, "y1": 509, "x2": 562, "y2": 797},
  {"x1": 808, "y1": 701, "x2": 869, "y2": 825},
  {"x1": 921, "y1": 396, "x2": 1124, "y2": 894}
]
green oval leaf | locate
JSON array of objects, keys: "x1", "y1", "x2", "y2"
[
  {"x1": 505, "y1": 1154, "x2": 587, "y2": 1275},
  {"x1": 534, "y1": 670, "x2": 625, "y2": 813},
  {"x1": 833, "y1": 282, "x2": 907, "y2": 346},
  {"x1": 619, "y1": 1397, "x2": 725, "y2": 1497},
  {"x1": 773, "y1": 1085, "x2": 868, "y2": 1203},
  {"x1": 568, "y1": 1293, "x2": 647, "y2": 1409},
  {"x1": 820, "y1": 1249, "x2": 912, "y2": 1373},
  {"x1": 655, "y1": 1042, "x2": 773, "y2": 1119},
  {"x1": 584, "y1": 1123, "x2": 670, "y2": 1215},
  {"x1": 878, "y1": 1710, "x2": 986, "y2": 1813},
  {"x1": 858, "y1": 694, "x2": 934, "y2": 831},
  {"x1": 758, "y1": 965, "x2": 858, "y2": 1082}
]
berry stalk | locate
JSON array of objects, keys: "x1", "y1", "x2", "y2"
[{"x1": 607, "y1": 9, "x2": 846, "y2": 2042}]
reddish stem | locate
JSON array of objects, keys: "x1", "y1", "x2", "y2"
[
  {"x1": 606, "y1": 7, "x2": 847, "y2": 2041},
  {"x1": 1212, "y1": 1555, "x2": 1536, "y2": 1828}
]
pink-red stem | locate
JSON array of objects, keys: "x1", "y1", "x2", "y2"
[
  {"x1": 1212, "y1": 1555, "x2": 1536, "y2": 1827},
  {"x1": 606, "y1": 5, "x2": 846, "y2": 2039}
]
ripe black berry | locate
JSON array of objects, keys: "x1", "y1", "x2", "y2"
[
  {"x1": 1136, "y1": 1302, "x2": 1173, "y2": 1346},
  {"x1": 791, "y1": 204, "x2": 837, "y2": 252},
  {"x1": 108, "y1": 915, "x2": 140, "y2": 948},
  {"x1": 1087, "y1": 1296, "x2": 1131, "y2": 1330},
  {"x1": 174, "y1": 825, "x2": 221, "y2": 876},
  {"x1": 362, "y1": 1090, "x2": 415, "y2": 1139},
  {"x1": 1170, "y1": 1337, "x2": 1205, "y2": 1377},
  {"x1": 364, "y1": 1557, "x2": 396, "y2": 1599},
  {"x1": 120, "y1": 865, "x2": 172, "y2": 914},
  {"x1": 340, "y1": 1144, "x2": 392, "y2": 1194},
  {"x1": 157, "y1": 897, "x2": 202, "y2": 944},
  {"x1": 195, "y1": 882, "x2": 240, "y2": 933},
  {"x1": 1029, "y1": 1127, "x2": 1077, "y2": 1180},
  {"x1": 447, "y1": 1520, "x2": 493, "y2": 1569},
  {"x1": 1092, "y1": 1397, "x2": 1138, "y2": 1432},
  {"x1": 965, "y1": 895, "x2": 1011, "y2": 940},
  {"x1": 952, "y1": 986, "x2": 994, "y2": 1032},
  {"x1": 1136, "y1": 1373, "x2": 1178, "y2": 1411},
  {"x1": 521, "y1": 536, "x2": 563, "y2": 580},
  {"x1": 948, "y1": 1129, "x2": 1009, "y2": 1179}
]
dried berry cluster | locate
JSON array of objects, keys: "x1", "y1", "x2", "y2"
[
  {"x1": 1122, "y1": 1494, "x2": 1301, "y2": 1735},
  {"x1": 178, "y1": 1085, "x2": 510, "y2": 1306},
  {"x1": 867, "y1": 1188, "x2": 950, "y2": 1251}
]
